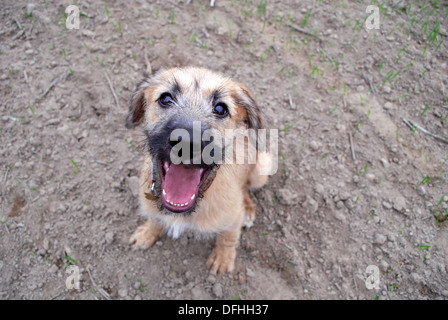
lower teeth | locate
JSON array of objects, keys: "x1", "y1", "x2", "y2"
[{"x1": 165, "y1": 194, "x2": 195, "y2": 207}]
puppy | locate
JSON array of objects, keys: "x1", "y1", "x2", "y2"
[{"x1": 125, "y1": 67, "x2": 272, "y2": 274}]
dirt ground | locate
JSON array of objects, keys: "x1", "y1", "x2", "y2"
[{"x1": 1, "y1": 0, "x2": 447, "y2": 300}]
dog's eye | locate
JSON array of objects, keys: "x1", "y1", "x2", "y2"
[
  {"x1": 158, "y1": 92, "x2": 174, "y2": 107},
  {"x1": 213, "y1": 103, "x2": 229, "y2": 118}
]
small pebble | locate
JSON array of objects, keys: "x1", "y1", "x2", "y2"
[
  {"x1": 309, "y1": 141, "x2": 319, "y2": 151},
  {"x1": 382, "y1": 201, "x2": 392, "y2": 209},
  {"x1": 417, "y1": 186, "x2": 426, "y2": 196},
  {"x1": 393, "y1": 197, "x2": 406, "y2": 212},
  {"x1": 207, "y1": 275, "x2": 216, "y2": 284},
  {"x1": 246, "y1": 268, "x2": 255, "y2": 277},
  {"x1": 212, "y1": 283, "x2": 223, "y2": 298},
  {"x1": 118, "y1": 288, "x2": 128, "y2": 298},
  {"x1": 26, "y1": 3, "x2": 36, "y2": 16},
  {"x1": 373, "y1": 233, "x2": 387, "y2": 245},
  {"x1": 380, "y1": 158, "x2": 390, "y2": 168},
  {"x1": 384, "y1": 102, "x2": 393, "y2": 110}
]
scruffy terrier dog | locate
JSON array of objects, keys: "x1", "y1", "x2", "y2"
[{"x1": 126, "y1": 67, "x2": 272, "y2": 274}]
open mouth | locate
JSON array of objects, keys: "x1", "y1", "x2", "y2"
[{"x1": 158, "y1": 160, "x2": 212, "y2": 214}]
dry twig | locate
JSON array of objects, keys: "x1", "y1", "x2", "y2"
[
  {"x1": 104, "y1": 71, "x2": 120, "y2": 108},
  {"x1": 403, "y1": 119, "x2": 448, "y2": 144},
  {"x1": 288, "y1": 94, "x2": 295, "y2": 109},
  {"x1": 86, "y1": 266, "x2": 112, "y2": 300},
  {"x1": 3, "y1": 166, "x2": 9, "y2": 182},
  {"x1": 144, "y1": 51, "x2": 152, "y2": 75},
  {"x1": 38, "y1": 78, "x2": 59, "y2": 100},
  {"x1": 288, "y1": 24, "x2": 321, "y2": 42},
  {"x1": 362, "y1": 73, "x2": 375, "y2": 95},
  {"x1": 349, "y1": 133, "x2": 356, "y2": 161}
]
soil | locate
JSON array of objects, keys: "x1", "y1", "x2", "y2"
[{"x1": 1, "y1": 0, "x2": 447, "y2": 300}]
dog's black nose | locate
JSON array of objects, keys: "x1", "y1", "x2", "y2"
[{"x1": 166, "y1": 119, "x2": 212, "y2": 163}]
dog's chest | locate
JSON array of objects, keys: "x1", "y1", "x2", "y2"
[
  {"x1": 165, "y1": 220, "x2": 195, "y2": 239},
  {"x1": 151, "y1": 213, "x2": 214, "y2": 240}
]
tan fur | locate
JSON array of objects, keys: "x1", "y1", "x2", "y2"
[{"x1": 128, "y1": 67, "x2": 271, "y2": 274}]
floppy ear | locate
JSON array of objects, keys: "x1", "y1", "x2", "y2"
[
  {"x1": 233, "y1": 83, "x2": 266, "y2": 131},
  {"x1": 125, "y1": 78, "x2": 151, "y2": 129}
]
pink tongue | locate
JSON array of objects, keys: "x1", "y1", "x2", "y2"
[{"x1": 163, "y1": 164, "x2": 202, "y2": 204}]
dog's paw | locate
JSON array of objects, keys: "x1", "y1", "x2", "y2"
[
  {"x1": 207, "y1": 245, "x2": 236, "y2": 275},
  {"x1": 129, "y1": 224, "x2": 160, "y2": 250}
]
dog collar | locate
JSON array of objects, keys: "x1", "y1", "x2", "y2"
[
  {"x1": 151, "y1": 164, "x2": 156, "y2": 192},
  {"x1": 144, "y1": 164, "x2": 158, "y2": 201}
]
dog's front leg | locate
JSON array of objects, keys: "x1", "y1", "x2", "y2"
[
  {"x1": 129, "y1": 218, "x2": 164, "y2": 250},
  {"x1": 207, "y1": 227, "x2": 241, "y2": 275}
]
